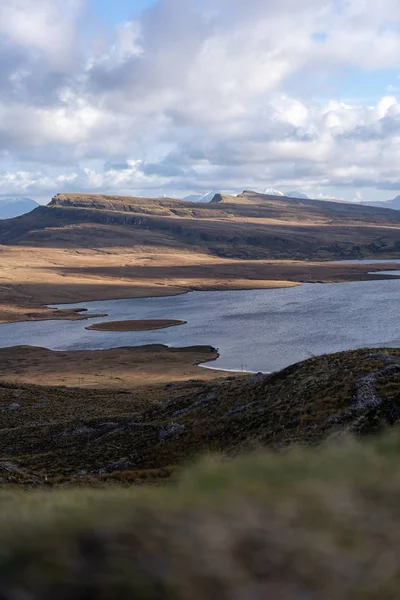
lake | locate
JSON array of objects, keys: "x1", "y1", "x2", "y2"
[{"x1": 1, "y1": 268, "x2": 400, "y2": 373}]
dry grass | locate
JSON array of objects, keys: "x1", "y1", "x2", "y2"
[
  {"x1": 1, "y1": 194, "x2": 400, "y2": 596},
  {"x1": 1, "y1": 348, "x2": 399, "y2": 486},
  {"x1": 1, "y1": 433, "x2": 400, "y2": 599},
  {"x1": 1, "y1": 191, "x2": 400, "y2": 323},
  {"x1": 0, "y1": 245, "x2": 298, "y2": 323},
  {"x1": 0, "y1": 244, "x2": 397, "y2": 324},
  {"x1": 0, "y1": 345, "x2": 226, "y2": 388}
]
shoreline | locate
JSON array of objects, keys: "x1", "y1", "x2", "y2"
[
  {"x1": 1, "y1": 260, "x2": 400, "y2": 326},
  {"x1": 0, "y1": 344, "x2": 231, "y2": 388},
  {"x1": 47, "y1": 265, "x2": 400, "y2": 310},
  {"x1": 1, "y1": 271, "x2": 400, "y2": 379},
  {"x1": 199, "y1": 363, "x2": 262, "y2": 375}
]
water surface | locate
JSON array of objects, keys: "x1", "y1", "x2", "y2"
[{"x1": 1, "y1": 276, "x2": 400, "y2": 373}]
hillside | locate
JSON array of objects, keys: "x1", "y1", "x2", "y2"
[
  {"x1": 1, "y1": 347, "x2": 399, "y2": 486},
  {"x1": 2, "y1": 190, "x2": 400, "y2": 324},
  {"x1": 1, "y1": 191, "x2": 400, "y2": 260},
  {"x1": 1, "y1": 326, "x2": 400, "y2": 598},
  {"x1": 1, "y1": 431, "x2": 400, "y2": 599}
]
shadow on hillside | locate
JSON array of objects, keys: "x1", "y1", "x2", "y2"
[
  {"x1": 2, "y1": 202, "x2": 400, "y2": 258},
  {"x1": 29, "y1": 261, "x2": 399, "y2": 285}
]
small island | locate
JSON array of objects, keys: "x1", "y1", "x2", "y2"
[{"x1": 86, "y1": 319, "x2": 187, "y2": 332}]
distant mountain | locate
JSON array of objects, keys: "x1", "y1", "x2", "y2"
[
  {"x1": 262, "y1": 189, "x2": 310, "y2": 200},
  {"x1": 286, "y1": 190, "x2": 310, "y2": 200},
  {"x1": 183, "y1": 192, "x2": 218, "y2": 203},
  {"x1": 388, "y1": 196, "x2": 400, "y2": 209},
  {"x1": 380, "y1": 196, "x2": 400, "y2": 210},
  {"x1": 0, "y1": 198, "x2": 40, "y2": 219},
  {"x1": 360, "y1": 195, "x2": 400, "y2": 211},
  {"x1": 263, "y1": 188, "x2": 284, "y2": 197}
]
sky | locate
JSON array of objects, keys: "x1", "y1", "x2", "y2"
[
  {"x1": 2, "y1": 0, "x2": 400, "y2": 204},
  {"x1": 91, "y1": 0, "x2": 156, "y2": 20}
]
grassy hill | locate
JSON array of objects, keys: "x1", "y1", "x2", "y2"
[
  {"x1": 0, "y1": 434, "x2": 400, "y2": 599},
  {"x1": 2, "y1": 193, "x2": 400, "y2": 597},
  {"x1": 1, "y1": 347, "x2": 400, "y2": 598},
  {"x1": 2, "y1": 191, "x2": 400, "y2": 259},
  {"x1": 1, "y1": 347, "x2": 399, "y2": 487}
]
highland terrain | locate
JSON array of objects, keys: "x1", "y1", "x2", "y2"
[
  {"x1": 1, "y1": 191, "x2": 400, "y2": 597},
  {"x1": 1, "y1": 190, "x2": 400, "y2": 324}
]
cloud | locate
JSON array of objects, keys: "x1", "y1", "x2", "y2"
[
  {"x1": 0, "y1": 0, "x2": 83, "y2": 65},
  {"x1": 2, "y1": 0, "x2": 400, "y2": 200},
  {"x1": 353, "y1": 190, "x2": 364, "y2": 203}
]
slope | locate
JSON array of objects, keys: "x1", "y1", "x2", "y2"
[
  {"x1": 1, "y1": 191, "x2": 400, "y2": 260},
  {"x1": 2, "y1": 432, "x2": 400, "y2": 599},
  {"x1": 1, "y1": 347, "x2": 399, "y2": 486}
]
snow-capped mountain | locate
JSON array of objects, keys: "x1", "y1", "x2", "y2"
[
  {"x1": 262, "y1": 189, "x2": 310, "y2": 200},
  {"x1": 263, "y1": 188, "x2": 285, "y2": 197}
]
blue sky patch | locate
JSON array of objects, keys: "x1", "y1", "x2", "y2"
[{"x1": 90, "y1": 0, "x2": 156, "y2": 24}]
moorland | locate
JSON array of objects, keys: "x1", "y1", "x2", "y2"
[
  {"x1": 1, "y1": 190, "x2": 400, "y2": 324},
  {"x1": 1, "y1": 191, "x2": 400, "y2": 597}
]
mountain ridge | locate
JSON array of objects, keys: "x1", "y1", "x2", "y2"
[
  {"x1": 0, "y1": 197, "x2": 40, "y2": 219},
  {"x1": 363, "y1": 195, "x2": 400, "y2": 210},
  {"x1": 2, "y1": 191, "x2": 400, "y2": 261}
]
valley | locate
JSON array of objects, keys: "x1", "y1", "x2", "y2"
[
  {"x1": 1, "y1": 193, "x2": 400, "y2": 492},
  {"x1": 4, "y1": 2, "x2": 400, "y2": 594},
  {"x1": 1, "y1": 192, "x2": 400, "y2": 597},
  {"x1": 1, "y1": 191, "x2": 400, "y2": 324}
]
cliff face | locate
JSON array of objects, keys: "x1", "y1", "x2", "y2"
[
  {"x1": 49, "y1": 193, "x2": 186, "y2": 215},
  {"x1": 1, "y1": 192, "x2": 400, "y2": 259}
]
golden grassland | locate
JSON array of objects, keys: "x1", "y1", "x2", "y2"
[
  {"x1": 1, "y1": 191, "x2": 400, "y2": 323},
  {"x1": 0, "y1": 345, "x2": 226, "y2": 388},
  {"x1": 1, "y1": 244, "x2": 398, "y2": 324}
]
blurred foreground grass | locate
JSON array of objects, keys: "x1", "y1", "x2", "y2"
[{"x1": 1, "y1": 432, "x2": 400, "y2": 599}]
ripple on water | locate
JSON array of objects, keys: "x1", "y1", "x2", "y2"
[{"x1": 1, "y1": 276, "x2": 400, "y2": 373}]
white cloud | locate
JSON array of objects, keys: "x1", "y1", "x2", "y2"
[
  {"x1": 316, "y1": 192, "x2": 343, "y2": 201},
  {"x1": 0, "y1": 0, "x2": 83, "y2": 68},
  {"x1": 2, "y1": 0, "x2": 400, "y2": 201},
  {"x1": 353, "y1": 190, "x2": 364, "y2": 203}
]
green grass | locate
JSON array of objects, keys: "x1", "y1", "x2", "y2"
[{"x1": 1, "y1": 433, "x2": 400, "y2": 598}]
